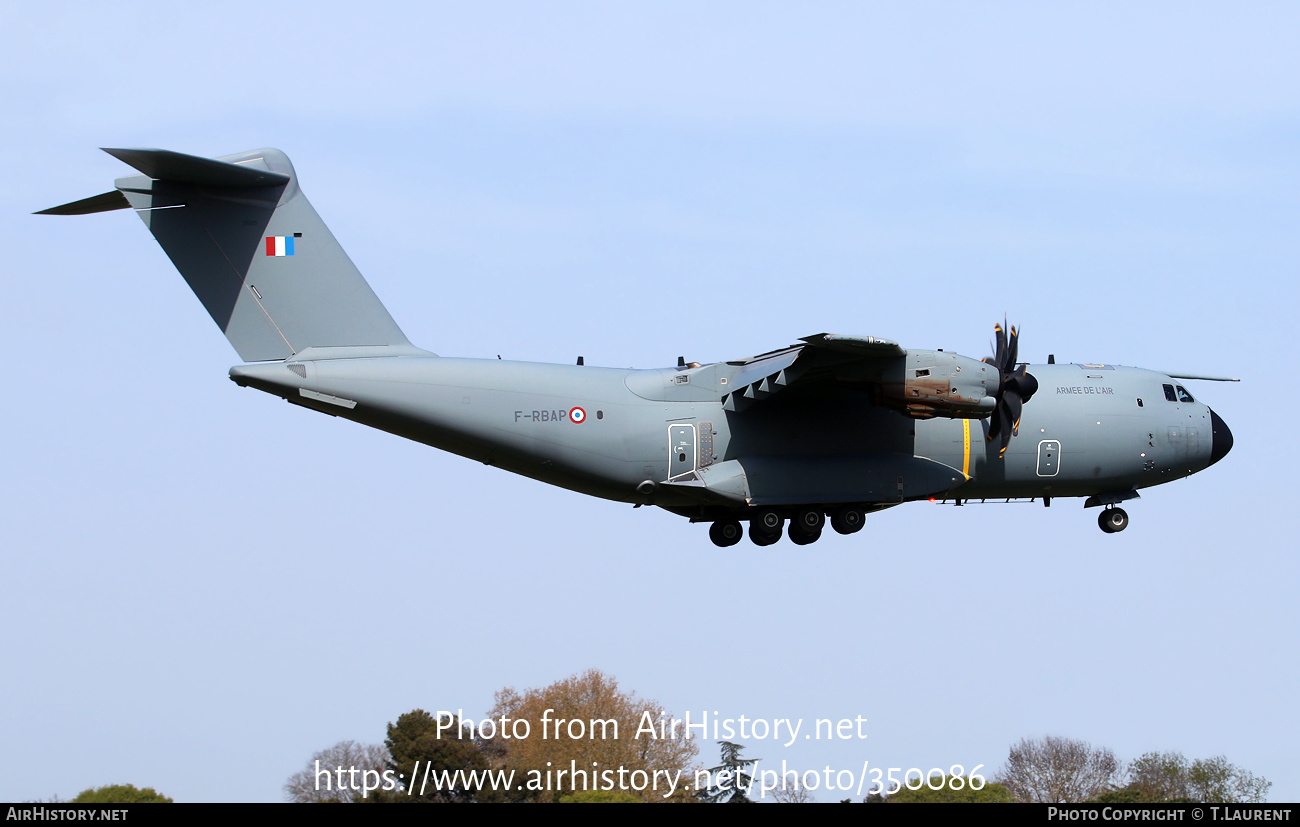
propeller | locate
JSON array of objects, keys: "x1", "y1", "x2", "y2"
[{"x1": 983, "y1": 321, "x2": 1039, "y2": 457}]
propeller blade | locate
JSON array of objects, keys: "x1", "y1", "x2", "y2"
[
  {"x1": 983, "y1": 320, "x2": 1038, "y2": 457},
  {"x1": 1004, "y1": 392, "x2": 1023, "y2": 437},
  {"x1": 999, "y1": 404, "x2": 1013, "y2": 456}
]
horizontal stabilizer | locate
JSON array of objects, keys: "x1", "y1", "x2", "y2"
[
  {"x1": 102, "y1": 148, "x2": 290, "y2": 188},
  {"x1": 35, "y1": 190, "x2": 130, "y2": 215}
]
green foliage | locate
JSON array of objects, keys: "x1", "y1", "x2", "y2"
[
  {"x1": 886, "y1": 775, "x2": 1014, "y2": 803},
  {"x1": 375, "y1": 709, "x2": 500, "y2": 803},
  {"x1": 699, "y1": 741, "x2": 758, "y2": 803},
  {"x1": 1119, "y1": 751, "x2": 1270, "y2": 804},
  {"x1": 71, "y1": 784, "x2": 172, "y2": 803},
  {"x1": 1121, "y1": 751, "x2": 1195, "y2": 802},
  {"x1": 559, "y1": 789, "x2": 644, "y2": 803},
  {"x1": 1188, "y1": 755, "x2": 1271, "y2": 803},
  {"x1": 1090, "y1": 787, "x2": 1174, "y2": 804}
]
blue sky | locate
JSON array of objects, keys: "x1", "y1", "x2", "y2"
[{"x1": 2, "y1": 1, "x2": 1295, "y2": 802}]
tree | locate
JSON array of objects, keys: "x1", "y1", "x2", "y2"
[
  {"x1": 376, "y1": 709, "x2": 499, "y2": 803},
  {"x1": 1123, "y1": 750, "x2": 1195, "y2": 802},
  {"x1": 998, "y1": 736, "x2": 1123, "y2": 803},
  {"x1": 1090, "y1": 787, "x2": 1152, "y2": 805},
  {"x1": 884, "y1": 775, "x2": 1015, "y2": 803},
  {"x1": 71, "y1": 784, "x2": 172, "y2": 803},
  {"x1": 284, "y1": 740, "x2": 391, "y2": 803},
  {"x1": 558, "y1": 789, "x2": 643, "y2": 803},
  {"x1": 1120, "y1": 751, "x2": 1271, "y2": 804},
  {"x1": 486, "y1": 669, "x2": 698, "y2": 803},
  {"x1": 1188, "y1": 755, "x2": 1271, "y2": 803},
  {"x1": 699, "y1": 741, "x2": 758, "y2": 803},
  {"x1": 769, "y1": 775, "x2": 814, "y2": 804}
]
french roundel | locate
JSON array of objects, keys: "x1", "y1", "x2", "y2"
[{"x1": 569, "y1": 406, "x2": 586, "y2": 424}]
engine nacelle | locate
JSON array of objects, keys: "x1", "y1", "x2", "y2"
[{"x1": 878, "y1": 350, "x2": 998, "y2": 419}]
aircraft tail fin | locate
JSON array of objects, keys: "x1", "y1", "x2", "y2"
[{"x1": 39, "y1": 147, "x2": 421, "y2": 362}]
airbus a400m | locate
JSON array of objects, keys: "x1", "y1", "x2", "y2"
[{"x1": 41, "y1": 147, "x2": 1236, "y2": 546}]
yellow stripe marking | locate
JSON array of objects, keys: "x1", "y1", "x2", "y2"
[{"x1": 962, "y1": 419, "x2": 971, "y2": 479}]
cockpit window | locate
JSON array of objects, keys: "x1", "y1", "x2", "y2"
[
  {"x1": 1176, "y1": 385, "x2": 1195, "y2": 403},
  {"x1": 1163, "y1": 384, "x2": 1177, "y2": 402}
]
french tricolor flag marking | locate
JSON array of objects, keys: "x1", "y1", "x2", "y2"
[{"x1": 266, "y1": 236, "x2": 295, "y2": 256}]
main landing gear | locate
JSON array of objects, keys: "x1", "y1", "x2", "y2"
[
  {"x1": 749, "y1": 510, "x2": 783, "y2": 546},
  {"x1": 708, "y1": 520, "x2": 744, "y2": 547},
  {"x1": 1098, "y1": 507, "x2": 1129, "y2": 534},
  {"x1": 708, "y1": 505, "x2": 867, "y2": 547},
  {"x1": 788, "y1": 508, "x2": 824, "y2": 546}
]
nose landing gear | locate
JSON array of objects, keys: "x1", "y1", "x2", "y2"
[{"x1": 1098, "y1": 507, "x2": 1129, "y2": 534}]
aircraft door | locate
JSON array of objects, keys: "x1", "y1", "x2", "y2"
[
  {"x1": 668, "y1": 424, "x2": 697, "y2": 480},
  {"x1": 1036, "y1": 440, "x2": 1061, "y2": 477}
]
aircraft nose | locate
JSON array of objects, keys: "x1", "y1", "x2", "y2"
[{"x1": 1209, "y1": 408, "x2": 1233, "y2": 466}]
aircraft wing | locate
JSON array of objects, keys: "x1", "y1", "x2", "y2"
[
  {"x1": 797, "y1": 333, "x2": 906, "y2": 357},
  {"x1": 721, "y1": 334, "x2": 906, "y2": 412}
]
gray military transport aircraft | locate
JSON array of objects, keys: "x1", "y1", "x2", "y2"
[{"x1": 40, "y1": 147, "x2": 1236, "y2": 546}]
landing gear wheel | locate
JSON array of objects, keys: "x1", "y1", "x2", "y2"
[
  {"x1": 749, "y1": 509, "x2": 784, "y2": 545},
  {"x1": 788, "y1": 523, "x2": 822, "y2": 545},
  {"x1": 753, "y1": 509, "x2": 784, "y2": 535},
  {"x1": 749, "y1": 522, "x2": 780, "y2": 546},
  {"x1": 709, "y1": 520, "x2": 743, "y2": 547},
  {"x1": 1098, "y1": 507, "x2": 1129, "y2": 534},
  {"x1": 831, "y1": 506, "x2": 865, "y2": 535},
  {"x1": 794, "y1": 508, "x2": 826, "y2": 534}
]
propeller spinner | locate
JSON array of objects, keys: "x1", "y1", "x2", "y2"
[{"x1": 983, "y1": 322, "x2": 1039, "y2": 457}]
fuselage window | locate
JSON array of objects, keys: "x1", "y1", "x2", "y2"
[
  {"x1": 1176, "y1": 385, "x2": 1195, "y2": 403},
  {"x1": 1163, "y1": 384, "x2": 1177, "y2": 402}
]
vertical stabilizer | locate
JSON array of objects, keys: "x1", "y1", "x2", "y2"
[{"x1": 45, "y1": 147, "x2": 416, "y2": 362}]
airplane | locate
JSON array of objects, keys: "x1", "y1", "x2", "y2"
[{"x1": 39, "y1": 147, "x2": 1236, "y2": 547}]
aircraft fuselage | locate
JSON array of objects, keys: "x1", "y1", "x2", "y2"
[{"x1": 230, "y1": 355, "x2": 1231, "y2": 531}]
